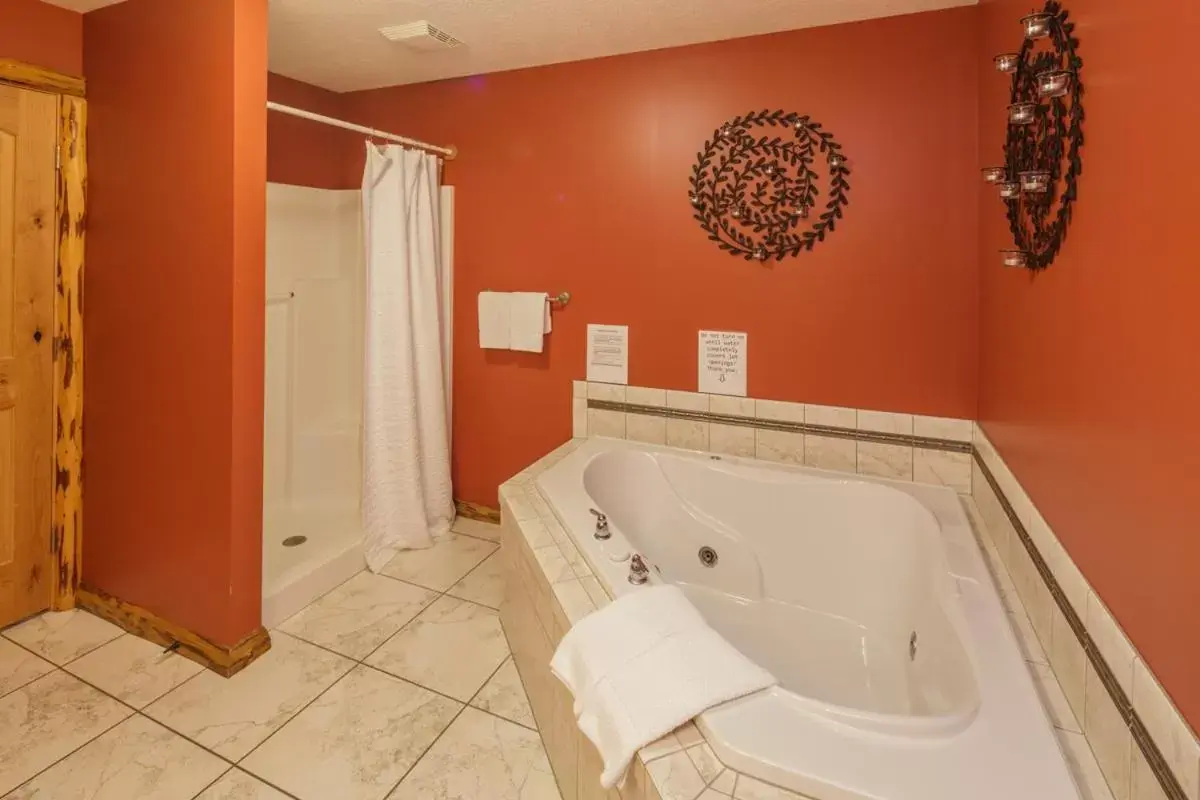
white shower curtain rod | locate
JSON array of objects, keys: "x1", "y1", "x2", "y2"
[{"x1": 267, "y1": 101, "x2": 458, "y2": 160}]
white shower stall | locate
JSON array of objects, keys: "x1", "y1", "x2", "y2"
[
  {"x1": 261, "y1": 179, "x2": 455, "y2": 627},
  {"x1": 262, "y1": 183, "x2": 366, "y2": 627}
]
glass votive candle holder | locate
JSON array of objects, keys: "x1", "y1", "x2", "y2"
[
  {"x1": 1037, "y1": 70, "x2": 1073, "y2": 98},
  {"x1": 1008, "y1": 102, "x2": 1039, "y2": 125},
  {"x1": 1002, "y1": 250, "x2": 1029, "y2": 268},
  {"x1": 1021, "y1": 12, "x2": 1053, "y2": 39},
  {"x1": 1019, "y1": 170, "x2": 1051, "y2": 193},
  {"x1": 994, "y1": 53, "x2": 1021, "y2": 73},
  {"x1": 982, "y1": 166, "x2": 1008, "y2": 184}
]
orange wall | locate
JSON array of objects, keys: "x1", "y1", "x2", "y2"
[
  {"x1": 267, "y1": 73, "x2": 358, "y2": 189},
  {"x1": 978, "y1": 0, "x2": 1200, "y2": 728},
  {"x1": 0, "y1": 0, "x2": 82, "y2": 76},
  {"x1": 83, "y1": 0, "x2": 268, "y2": 646},
  {"x1": 341, "y1": 8, "x2": 981, "y2": 505}
]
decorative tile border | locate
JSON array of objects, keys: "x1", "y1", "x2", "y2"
[
  {"x1": 587, "y1": 399, "x2": 973, "y2": 454},
  {"x1": 972, "y1": 429, "x2": 1197, "y2": 800},
  {"x1": 575, "y1": 381, "x2": 975, "y2": 494}
]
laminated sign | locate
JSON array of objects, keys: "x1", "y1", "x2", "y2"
[{"x1": 698, "y1": 331, "x2": 747, "y2": 397}]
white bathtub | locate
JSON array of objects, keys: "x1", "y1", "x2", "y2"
[{"x1": 535, "y1": 438, "x2": 1081, "y2": 800}]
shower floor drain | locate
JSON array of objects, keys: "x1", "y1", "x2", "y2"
[{"x1": 282, "y1": 535, "x2": 308, "y2": 548}]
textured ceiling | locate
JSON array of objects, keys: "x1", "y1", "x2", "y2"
[{"x1": 270, "y1": 0, "x2": 976, "y2": 93}]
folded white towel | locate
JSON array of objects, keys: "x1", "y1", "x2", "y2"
[
  {"x1": 510, "y1": 292, "x2": 550, "y2": 353},
  {"x1": 478, "y1": 292, "x2": 511, "y2": 349},
  {"x1": 551, "y1": 585, "x2": 776, "y2": 789}
]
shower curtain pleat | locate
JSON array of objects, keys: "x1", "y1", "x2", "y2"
[{"x1": 361, "y1": 144, "x2": 454, "y2": 571}]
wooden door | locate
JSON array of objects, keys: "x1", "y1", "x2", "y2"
[{"x1": 0, "y1": 85, "x2": 57, "y2": 628}]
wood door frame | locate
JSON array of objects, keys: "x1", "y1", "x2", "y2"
[{"x1": 0, "y1": 60, "x2": 86, "y2": 611}]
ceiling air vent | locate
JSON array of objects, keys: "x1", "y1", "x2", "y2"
[{"x1": 379, "y1": 21, "x2": 463, "y2": 52}]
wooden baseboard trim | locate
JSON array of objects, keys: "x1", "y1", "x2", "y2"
[
  {"x1": 76, "y1": 586, "x2": 271, "y2": 678},
  {"x1": 456, "y1": 499, "x2": 501, "y2": 524}
]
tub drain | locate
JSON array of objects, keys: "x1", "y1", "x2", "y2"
[
  {"x1": 282, "y1": 535, "x2": 308, "y2": 548},
  {"x1": 698, "y1": 546, "x2": 719, "y2": 568}
]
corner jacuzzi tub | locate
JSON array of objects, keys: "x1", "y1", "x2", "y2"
[{"x1": 535, "y1": 437, "x2": 1081, "y2": 800}]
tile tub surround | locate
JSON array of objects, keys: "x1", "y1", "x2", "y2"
[
  {"x1": 570, "y1": 380, "x2": 1196, "y2": 800},
  {"x1": 573, "y1": 381, "x2": 973, "y2": 495},
  {"x1": 498, "y1": 440, "x2": 1112, "y2": 800},
  {"x1": 972, "y1": 426, "x2": 1199, "y2": 800}
]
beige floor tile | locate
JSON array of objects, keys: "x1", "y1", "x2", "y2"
[
  {"x1": 1084, "y1": 666, "x2": 1133, "y2": 800},
  {"x1": 65, "y1": 634, "x2": 205, "y2": 708},
  {"x1": 453, "y1": 517, "x2": 501, "y2": 543},
  {"x1": 1058, "y1": 728, "x2": 1117, "y2": 800},
  {"x1": 144, "y1": 631, "x2": 353, "y2": 760},
  {"x1": 387, "y1": 707, "x2": 559, "y2": 799},
  {"x1": 470, "y1": 657, "x2": 535, "y2": 729},
  {"x1": 1029, "y1": 661, "x2": 1082, "y2": 733},
  {"x1": 448, "y1": 554, "x2": 507, "y2": 609},
  {"x1": 0, "y1": 640, "x2": 54, "y2": 698},
  {"x1": 367, "y1": 596, "x2": 509, "y2": 701},
  {"x1": 710, "y1": 769, "x2": 737, "y2": 794},
  {"x1": 646, "y1": 750, "x2": 707, "y2": 800},
  {"x1": 278, "y1": 572, "x2": 438, "y2": 659},
  {"x1": 242, "y1": 665, "x2": 460, "y2": 800},
  {"x1": 194, "y1": 769, "x2": 292, "y2": 800},
  {"x1": 803, "y1": 435, "x2": 856, "y2": 473},
  {"x1": 856, "y1": 442, "x2": 914, "y2": 481},
  {"x1": 709, "y1": 424, "x2": 755, "y2": 458},
  {"x1": 913, "y1": 449, "x2": 972, "y2": 493},
  {"x1": 2, "y1": 611, "x2": 123, "y2": 666},
  {"x1": 1130, "y1": 746, "x2": 1171, "y2": 800},
  {"x1": 0, "y1": 671, "x2": 132, "y2": 795},
  {"x1": 733, "y1": 774, "x2": 805, "y2": 799},
  {"x1": 5, "y1": 715, "x2": 226, "y2": 800},
  {"x1": 686, "y1": 743, "x2": 724, "y2": 784},
  {"x1": 381, "y1": 534, "x2": 498, "y2": 592}
]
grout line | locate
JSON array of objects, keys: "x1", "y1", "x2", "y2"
[
  {"x1": 184, "y1": 763, "x2": 303, "y2": 800},
  {"x1": 230, "y1": 649, "x2": 360, "y2": 772},
  {"x1": 189, "y1": 765, "x2": 236, "y2": 800},
  {"x1": 0, "y1": 668, "x2": 134, "y2": 796},
  {"x1": 0, "y1": 649, "x2": 56, "y2": 702},
  {"x1": 450, "y1": 522, "x2": 502, "y2": 546},
  {"x1": 379, "y1": 655, "x2": 514, "y2": 798}
]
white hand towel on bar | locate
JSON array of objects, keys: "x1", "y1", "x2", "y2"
[
  {"x1": 550, "y1": 584, "x2": 776, "y2": 789},
  {"x1": 510, "y1": 292, "x2": 551, "y2": 353},
  {"x1": 478, "y1": 291, "x2": 511, "y2": 349}
]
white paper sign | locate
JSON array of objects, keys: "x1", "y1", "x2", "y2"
[
  {"x1": 698, "y1": 331, "x2": 747, "y2": 396},
  {"x1": 587, "y1": 324, "x2": 629, "y2": 385}
]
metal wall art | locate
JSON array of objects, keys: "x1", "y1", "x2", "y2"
[
  {"x1": 689, "y1": 110, "x2": 851, "y2": 262},
  {"x1": 985, "y1": 0, "x2": 1084, "y2": 270}
]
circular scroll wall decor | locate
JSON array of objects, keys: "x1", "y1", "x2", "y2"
[
  {"x1": 689, "y1": 110, "x2": 852, "y2": 262},
  {"x1": 986, "y1": 0, "x2": 1084, "y2": 270}
]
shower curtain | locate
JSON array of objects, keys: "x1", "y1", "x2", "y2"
[{"x1": 361, "y1": 144, "x2": 454, "y2": 571}]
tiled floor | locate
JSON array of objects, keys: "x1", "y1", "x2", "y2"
[{"x1": 0, "y1": 518, "x2": 559, "y2": 800}]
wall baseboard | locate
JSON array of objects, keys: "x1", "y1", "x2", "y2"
[
  {"x1": 456, "y1": 499, "x2": 501, "y2": 524},
  {"x1": 76, "y1": 586, "x2": 271, "y2": 678}
]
